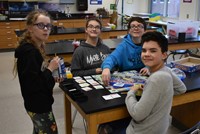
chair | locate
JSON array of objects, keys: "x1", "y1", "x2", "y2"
[
  {"x1": 188, "y1": 48, "x2": 200, "y2": 58},
  {"x1": 166, "y1": 49, "x2": 190, "y2": 64},
  {"x1": 181, "y1": 121, "x2": 200, "y2": 134}
]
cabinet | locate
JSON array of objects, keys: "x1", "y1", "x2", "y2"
[
  {"x1": 0, "y1": 18, "x2": 111, "y2": 50},
  {"x1": 0, "y1": 21, "x2": 20, "y2": 49}
]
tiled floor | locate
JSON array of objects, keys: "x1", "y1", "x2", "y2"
[{"x1": 0, "y1": 52, "x2": 182, "y2": 134}]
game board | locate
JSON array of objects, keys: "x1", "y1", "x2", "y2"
[{"x1": 92, "y1": 70, "x2": 148, "y2": 93}]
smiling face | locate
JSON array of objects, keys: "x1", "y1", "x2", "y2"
[
  {"x1": 28, "y1": 14, "x2": 52, "y2": 44},
  {"x1": 141, "y1": 40, "x2": 167, "y2": 73},
  {"x1": 85, "y1": 20, "x2": 101, "y2": 38},
  {"x1": 128, "y1": 21, "x2": 145, "y2": 39}
]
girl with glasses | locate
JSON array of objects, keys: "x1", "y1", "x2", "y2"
[
  {"x1": 13, "y1": 9, "x2": 60, "y2": 134},
  {"x1": 71, "y1": 18, "x2": 111, "y2": 76}
]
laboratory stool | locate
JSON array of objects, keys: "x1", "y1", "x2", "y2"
[{"x1": 166, "y1": 49, "x2": 190, "y2": 64}]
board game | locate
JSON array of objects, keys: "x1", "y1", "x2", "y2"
[{"x1": 92, "y1": 70, "x2": 148, "y2": 93}]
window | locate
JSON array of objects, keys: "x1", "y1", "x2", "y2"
[{"x1": 150, "y1": 0, "x2": 180, "y2": 18}]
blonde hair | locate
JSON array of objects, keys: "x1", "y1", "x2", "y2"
[{"x1": 13, "y1": 9, "x2": 52, "y2": 78}]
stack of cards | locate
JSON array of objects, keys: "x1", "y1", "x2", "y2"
[{"x1": 73, "y1": 76, "x2": 104, "y2": 91}]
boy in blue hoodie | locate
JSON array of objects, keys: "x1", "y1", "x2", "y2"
[{"x1": 101, "y1": 17, "x2": 148, "y2": 86}]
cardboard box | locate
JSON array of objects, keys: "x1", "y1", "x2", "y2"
[{"x1": 171, "y1": 57, "x2": 200, "y2": 73}]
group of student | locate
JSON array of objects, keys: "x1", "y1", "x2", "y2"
[{"x1": 13, "y1": 9, "x2": 186, "y2": 134}]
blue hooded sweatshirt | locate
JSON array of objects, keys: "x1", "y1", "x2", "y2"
[{"x1": 101, "y1": 34, "x2": 145, "y2": 72}]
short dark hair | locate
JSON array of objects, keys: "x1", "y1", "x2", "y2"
[
  {"x1": 85, "y1": 18, "x2": 102, "y2": 29},
  {"x1": 141, "y1": 31, "x2": 168, "y2": 53},
  {"x1": 127, "y1": 17, "x2": 146, "y2": 30}
]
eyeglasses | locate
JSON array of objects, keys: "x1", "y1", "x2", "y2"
[
  {"x1": 87, "y1": 25, "x2": 101, "y2": 30},
  {"x1": 33, "y1": 23, "x2": 52, "y2": 30},
  {"x1": 130, "y1": 25, "x2": 144, "y2": 29}
]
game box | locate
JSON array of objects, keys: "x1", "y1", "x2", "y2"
[{"x1": 171, "y1": 57, "x2": 200, "y2": 73}]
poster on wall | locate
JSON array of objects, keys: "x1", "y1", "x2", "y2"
[
  {"x1": 90, "y1": 0, "x2": 102, "y2": 5},
  {"x1": 183, "y1": 0, "x2": 192, "y2": 3}
]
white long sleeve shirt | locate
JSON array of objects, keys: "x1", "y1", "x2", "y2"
[{"x1": 125, "y1": 66, "x2": 186, "y2": 134}]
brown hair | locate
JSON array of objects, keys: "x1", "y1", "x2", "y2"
[
  {"x1": 19, "y1": 9, "x2": 52, "y2": 48},
  {"x1": 127, "y1": 17, "x2": 147, "y2": 31},
  {"x1": 13, "y1": 9, "x2": 52, "y2": 78},
  {"x1": 85, "y1": 18, "x2": 103, "y2": 43},
  {"x1": 85, "y1": 18, "x2": 102, "y2": 29}
]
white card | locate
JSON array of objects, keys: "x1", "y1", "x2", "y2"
[
  {"x1": 79, "y1": 83, "x2": 90, "y2": 87},
  {"x1": 82, "y1": 87, "x2": 92, "y2": 91},
  {"x1": 93, "y1": 85, "x2": 104, "y2": 89},
  {"x1": 73, "y1": 76, "x2": 82, "y2": 80},
  {"x1": 75, "y1": 79, "x2": 86, "y2": 84},
  {"x1": 102, "y1": 94, "x2": 121, "y2": 100},
  {"x1": 86, "y1": 79, "x2": 95, "y2": 83},
  {"x1": 89, "y1": 81, "x2": 99, "y2": 86},
  {"x1": 102, "y1": 95, "x2": 113, "y2": 100},
  {"x1": 69, "y1": 88, "x2": 76, "y2": 92},
  {"x1": 84, "y1": 76, "x2": 92, "y2": 79},
  {"x1": 110, "y1": 93, "x2": 121, "y2": 98}
]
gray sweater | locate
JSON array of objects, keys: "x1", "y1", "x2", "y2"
[
  {"x1": 71, "y1": 40, "x2": 111, "y2": 76},
  {"x1": 125, "y1": 66, "x2": 186, "y2": 134}
]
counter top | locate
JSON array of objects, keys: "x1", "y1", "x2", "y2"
[
  {"x1": 147, "y1": 20, "x2": 200, "y2": 32},
  {"x1": 0, "y1": 13, "x2": 109, "y2": 22},
  {"x1": 14, "y1": 26, "x2": 128, "y2": 37},
  {"x1": 44, "y1": 37, "x2": 200, "y2": 56},
  {"x1": 45, "y1": 40, "x2": 74, "y2": 55},
  {"x1": 168, "y1": 35, "x2": 200, "y2": 44},
  {"x1": 44, "y1": 39, "x2": 121, "y2": 55},
  {"x1": 52, "y1": 26, "x2": 127, "y2": 35},
  {"x1": 15, "y1": 26, "x2": 157, "y2": 37}
]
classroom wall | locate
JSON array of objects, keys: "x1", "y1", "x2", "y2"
[
  {"x1": 63, "y1": 0, "x2": 148, "y2": 16},
  {"x1": 58, "y1": 0, "x2": 200, "y2": 21},
  {"x1": 63, "y1": 0, "x2": 115, "y2": 14},
  {"x1": 120, "y1": 0, "x2": 149, "y2": 16},
  {"x1": 63, "y1": 0, "x2": 149, "y2": 26},
  {"x1": 4, "y1": 0, "x2": 200, "y2": 21},
  {"x1": 179, "y1": 0, "x2": 199, "y2": 20}
]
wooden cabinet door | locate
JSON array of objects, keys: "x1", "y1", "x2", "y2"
[{"x1": 0, "y1": 21, "x2": 20, "y2": 49}]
